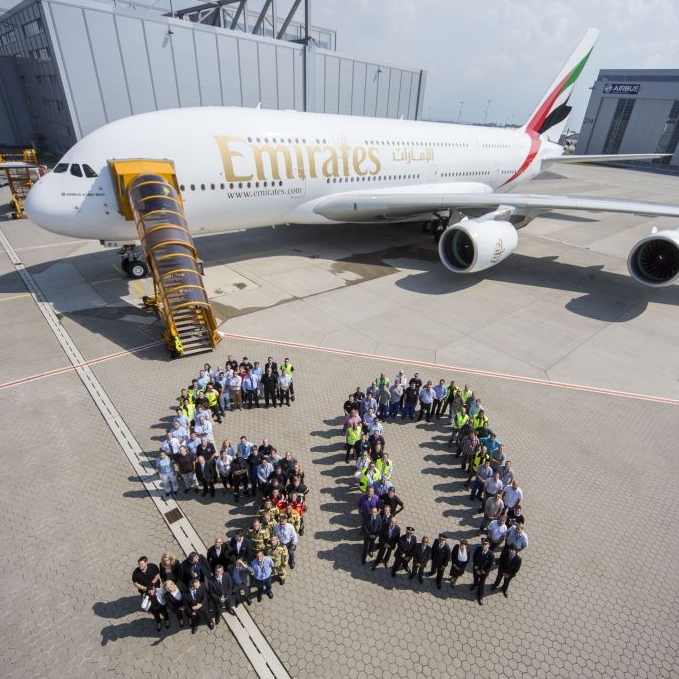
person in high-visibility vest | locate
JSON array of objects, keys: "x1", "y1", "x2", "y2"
[
  {"x1": 172, "y1": 335, "x2": 183, "y2": 358},
  {"x1": 359, "y1": 462, "x2": 382, "y2": 492},
  {"x1": 376, "y1": 452, "x2": 394, "y2": 481},
  {"x1": 280, "y1": 357, "x2": 295, "y2": 401},
  {"x1": 345, "y1": 422, "x2": 362, "y2": 464},
  {"x1": 473, "y1": 410, "x2": 489, "y2": 431}
]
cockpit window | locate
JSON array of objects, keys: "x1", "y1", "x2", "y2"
[
  {"x1": 82, "y1": 164, "x2": 98, "y2": 178},
  {"x1": 70, "y1": 164, "x2": 82, "y2": 177},
  {"x1": 53, "y1": 163, "x2": 68, "y2": 173}
]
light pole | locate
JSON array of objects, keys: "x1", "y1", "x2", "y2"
[
  {"x1": 458, "y1": 101, "x2": 464, "y2": 122},
  {"x1": 483, "y1": 100, "x2": 491, "y2": 125}
]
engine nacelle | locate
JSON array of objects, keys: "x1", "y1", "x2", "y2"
[
  {"x1": 438, "y1": 217, "x2": 518, "y2": 274},
  {"x1": 627, "y1": 229, "x2": 679, "y2": 287}
]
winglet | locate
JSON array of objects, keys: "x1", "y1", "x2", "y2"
[{"x1": 522, "y1": 28, "x2": 599, "y2": 141}]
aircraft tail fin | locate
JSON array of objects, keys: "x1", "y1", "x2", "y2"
[{"x1": 522, "y1": 28, "x2": 599, "y2": 142}]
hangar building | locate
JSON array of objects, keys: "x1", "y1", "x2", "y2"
[
  {"x1": 0, "y1": 0, "x2": 426, "y2": 155},
  {"x1": 576, "y1": 69, "x2": 679, "y2": 172}
]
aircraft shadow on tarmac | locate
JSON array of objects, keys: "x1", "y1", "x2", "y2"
[{"x1": 2, "y1": 220, "x2": 675, "y2": 358}]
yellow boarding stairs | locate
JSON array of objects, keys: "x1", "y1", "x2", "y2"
[
  {"x1": 108, "y1": 159, "x2": 221, "y2": 358},
  {"x1": 0, "y1": 148, "x2": 43, "y2": 218}
]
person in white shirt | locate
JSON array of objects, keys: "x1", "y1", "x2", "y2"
[{"x1": 486, "y1": 515, "x2": 508, "y2": 549}]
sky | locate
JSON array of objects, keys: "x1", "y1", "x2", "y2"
[{"x1": 3, "y1": 0, "x2": 679, "y2": 130}]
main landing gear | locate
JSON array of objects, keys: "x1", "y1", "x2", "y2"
[
  {"x1": 422, "y1": 216, "x2": 449, "y2": 243},
  {"x1": 118, "y1": 244, "x2": 149, "y2": 279}
]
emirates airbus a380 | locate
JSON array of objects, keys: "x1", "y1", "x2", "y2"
[{"x1": 24, "y1": 29, "x2": 679, "y2": 286}]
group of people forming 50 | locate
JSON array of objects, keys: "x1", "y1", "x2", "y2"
[
  {"x1": 347, "y1": 370, "x2": 529, "y2": 605},
  {"x1": 136, "y1": 360, "x2": 310, "y2": 634}
]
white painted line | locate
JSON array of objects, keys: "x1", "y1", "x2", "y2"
[{"x1": 0, "y1": 227, "x2": 290, "y2": 679}]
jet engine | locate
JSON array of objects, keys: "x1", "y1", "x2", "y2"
[
  {"x1": 627, "y1": 229, "x2": 679, "y2": 287},
  {"x1": 438, "y1": 212, "x2": 519, "y2": 274}
]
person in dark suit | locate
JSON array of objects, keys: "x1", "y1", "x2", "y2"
[
  {"x1": 491, "y1": 544, "x2": 522, "y2": 597},
  {"x1": 264, "y1": 357, "x2": 279, "y2": 378},
  {"x1": 391, "y1": 526, "x2": 417, "y2": 577},
  {"x1": 186, "y1": 579, "x2": 214, "y2": 633},
  {"x1": 449, "y1": 539, "x2": 470, "y2": 587},
  {"x1": 182, "y1": 551, "x2": 212, "y2": 585},
  {"x1": 207, "y1": 537, "x2": 231, "y2": 571},
  {"x1": 410, "y1": 535, "x2": 432, "y2": 583},
  {"x1": 371, "y1": 515, "x2": 400, "y2": 570},
  {"x1": 163, "y1": 579, "x2": 190, "y2": 628},
  {"x1": 428, "y1": 534, "x2": 452, "y2": 589},
  {"x1": 195, "y1": 454, "x2": 217, "y2": 498},
  {"x1": 361, "y1": 506, "x2": 383, "y2": 564},
  {"x1": 144, "y1": 585, "x2": 170, "y2": 631},
  {"x1": 207, "y1": 564, "x2": 236, "y2": 622},
  {"x1": 471, "y1": 538, "x2": 494, "y2": 605},
  {"x1": 261, "y1": 368, "x2": 278, "y2": 408},
  {"x1": 229, "y1": 529, "x2": 254, "y2": 564}
]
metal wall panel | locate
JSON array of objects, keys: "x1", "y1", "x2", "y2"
[
  {"x1": 49, "y1": 2, "x2": 106, "y2": 137},
  {"x1": 324, "y1": 54, "x2": 340, "y2": 114},
  {"x1": 620, "y1": 100, "x2": 671, "y2": 154},
  {"x1": 276, "y1": 45, "x2": 295, "y2": 110},
  {"x1": 363, "y1": 64, "x2": 378, "y2": 116},
  {"x1": 144, "y1": 21, "x2": 179, "y2": 111},
  {"x1": 351, "y1": 61, "x2": 366, "y2": 116},
  {"x1": 387, "y1": 69, "x2": 401, "y2": 117},
  {"x1": 237, "y1": 38, "x2": 259, "y2": 107},
  {"x1": 374, "y1": 67, "x2": 389, "y2": 118},
  {"x1": 169, "y1": 26, "x2": 201, "y2": 108},
  {"x1": 85, "y1": 10, "x2": 131, "y2": 122},
  {"x1": 405, "y1": 72, "x2": 418, "y2": 119},
  {"x1": 294, "y1": 48, "x2": 304, "y2": 110},
  {"x1": 314, "y1": 52, "x2": 325, "y2": 114},
  {"x1": 217, "y1": 34, "x2": 242, "y2": 106},
  {"x1": 585, "y1": 97, "x2": 617, "y2": 153},
  {"x1": 338, "y1": 57, "x2": 353, "y2": 115},
  {"x1": 257, "y1": 42, "x2": 278, "y2": 109},
  {"x1": 116, "y1": 15, "x2": 156, "y2": 116},
  {"x1": 194, "y1": 30, "x2": 221, "y2": 106}
]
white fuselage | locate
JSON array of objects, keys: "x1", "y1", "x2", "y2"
[{"x1": 25, "y1": 107, "x2": 554, "y2": 241}]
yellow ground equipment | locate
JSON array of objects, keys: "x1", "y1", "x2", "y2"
[{"x1": 0, "y1": 148, "x2": 43, "y2": 219}]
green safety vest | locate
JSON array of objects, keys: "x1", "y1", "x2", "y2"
[
  {"x1": 346, "y1": 427, "x2": 362, "y2": 446},
  {"x1": 359, "y1": 469, "x2": 381, "y2": 492}
]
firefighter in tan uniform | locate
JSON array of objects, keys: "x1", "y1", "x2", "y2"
[
  {"x1": 266, "y1": 534, "x2": 289, "y2": 585},
  {"x1": 247, "y1": 519, "x2": 270, "y2": 553},
  {"x1": 258, "y1": 498, "x2": 280, "y2": 523}
]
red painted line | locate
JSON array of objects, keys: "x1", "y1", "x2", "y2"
[
  {"x1": 220, "y1": 332, "x2": 679, "y2": 406},
  {"x1": 0, "y1": 340, "x2": 163, "y2": 391}
]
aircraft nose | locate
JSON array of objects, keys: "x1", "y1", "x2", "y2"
[{"x1": 24, "y1": 175, "x2": 74, "y2": 236}]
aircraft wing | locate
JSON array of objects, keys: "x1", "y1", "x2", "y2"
[
  {"x1": 311, "y1": 183, "x2": 679, "y2": 222},
  {"x1": 544, "y1": 153, "x2": 669, "y2": 164}
]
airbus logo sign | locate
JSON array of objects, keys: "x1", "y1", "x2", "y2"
[{"x1": 603, "y1": 83, "x2": 640, "y2": 95}]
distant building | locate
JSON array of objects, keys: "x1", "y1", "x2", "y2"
[
  {"x1": 576, "y1": 69, "x2": 679, "y2": 172},
  {"x1": 0, "y1": 0, "x2": 426, "y2": 155}
]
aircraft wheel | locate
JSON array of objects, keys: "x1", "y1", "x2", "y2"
[{"x1": 129, "y1": 260, "x2": 148, "y2": 279}]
